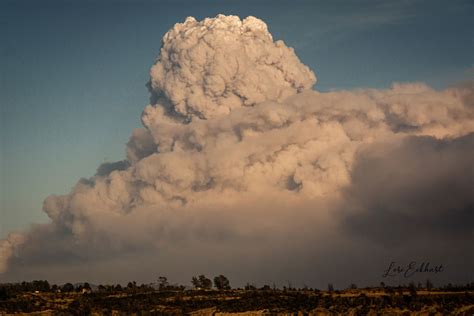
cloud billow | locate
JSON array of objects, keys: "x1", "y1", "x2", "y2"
[{"x1": 1, "y1": 15, "x2": 473, "y2": 287}]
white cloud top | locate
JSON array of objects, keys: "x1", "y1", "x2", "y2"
[{"x1": 149, "y1": 15, "x2": 316, "y2": 120}]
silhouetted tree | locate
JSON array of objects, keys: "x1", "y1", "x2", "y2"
[
  {"x1": 62, "y1": 283, "x2": 74, "y2": 292},
  {"x1": 261, "y1": 284, "x2": 271, "y2": 291},
  {"x1": 158, "y1": 276, "x2": 169, "y2": 290},
  {"x1": 199, "y1": 275, "x2": 212, "y2": 289},
  {"x1": 22, "y1": 280, "x2": 50, "y2": 292},
  {"x1": 191, "y1": 276, "x2": 200, "y2": 289},
  {"x1": 327, "y1": 283, "x2": 334, "y2": 292},
  {"x1": 213, "y1": 275, "x2": 231, "y2": 290},
  {"x1": 191, "y1": 275, "x2": 212, "y2": 289},
  {"x1": 127, "y1": 281, "x2": 137, "y2": 292}
]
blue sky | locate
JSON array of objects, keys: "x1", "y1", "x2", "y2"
[{"x1": 1, "y1": 0, "x2": 473, "y2": 238}]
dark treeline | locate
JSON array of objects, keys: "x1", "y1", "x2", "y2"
[{"x1": 1, "y1": 277, "x2": 474, "y2": 297}]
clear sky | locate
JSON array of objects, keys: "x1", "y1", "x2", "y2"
[{"x1": 1, "y1": 0, "x2": 473, "y2": 239}]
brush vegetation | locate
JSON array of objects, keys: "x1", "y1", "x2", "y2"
[{"x1": 1, "y1": 278, "x2": 474, "y2": 315}]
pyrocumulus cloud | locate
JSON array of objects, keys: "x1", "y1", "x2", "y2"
[{"x1": 1, "y1": 15, "x2": 473, "y2": 287}]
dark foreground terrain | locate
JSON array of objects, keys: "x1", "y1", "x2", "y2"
[{"x1": 1, "y1": 286, "x2": 474, "y2": 315}]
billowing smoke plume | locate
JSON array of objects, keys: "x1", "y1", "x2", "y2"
[
  {"x1": 1, "y1": 15, "x2": 473, "y2": 287},
  {"x1": 0, "y1": 234, "x2": 25, "y2": 274},
  {"x1": 148, "y1": 15, "x2": 316, "y2": 120}
]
